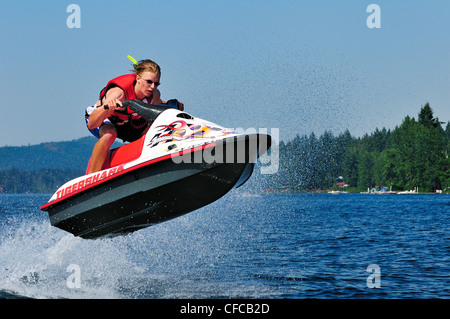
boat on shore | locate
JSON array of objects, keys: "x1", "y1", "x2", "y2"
[
  {"x1": 398, "y1": 187, "x2": 419, "y2": 195},
  {"x1": 360, "y1": 186, "x2": 397, "y2": 195},
  {"x1": 328, "y1": 190, "x2": 348, "y2": 194}
]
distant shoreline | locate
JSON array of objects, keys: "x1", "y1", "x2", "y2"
[{"x1": 262, "y1": 189, "x2": 449, "y2": 195}]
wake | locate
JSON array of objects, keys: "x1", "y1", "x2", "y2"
[{"x1": 0, "y1": 218, "x2": 142, "y2": 299}]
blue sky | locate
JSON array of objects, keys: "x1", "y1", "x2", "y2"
[{"x1": 0, "y1": 0, "x2": 449, "y2": 146}]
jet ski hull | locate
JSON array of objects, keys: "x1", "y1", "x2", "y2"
[{"x1": 42, "y1": 134, "x2": 270, "y2": 239}]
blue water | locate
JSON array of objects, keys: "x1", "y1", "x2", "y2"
[{"x1": 0, "y1": 192, "x2": 448, "y2": 299}]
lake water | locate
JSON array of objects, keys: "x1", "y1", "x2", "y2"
[{"x1": 0, "y1": 192, "x2": 448, "y2": 300}]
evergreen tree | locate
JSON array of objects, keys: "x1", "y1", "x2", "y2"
[{"x1": 418, "y1": 102, "x2": 441, "y2": 129}]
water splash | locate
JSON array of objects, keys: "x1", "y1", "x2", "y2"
[
  {"x1": 0, "y1": 214, "x2": 146, "y2": 298},
  {"x1": 0, "y1": 193, "x2": 277, "y2": 299}
]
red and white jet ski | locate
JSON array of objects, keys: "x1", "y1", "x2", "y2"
[{"x1": 40, "y1": 100, "x2": 271, "y2": 239}]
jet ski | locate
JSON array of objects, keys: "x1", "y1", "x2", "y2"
[{"x1": 40, "y1": 99, "x2": 271, "y2": 239}]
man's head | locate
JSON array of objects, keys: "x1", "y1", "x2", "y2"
[{"x1": 134, "y1": 59, "x2": 161, "y2": 98}]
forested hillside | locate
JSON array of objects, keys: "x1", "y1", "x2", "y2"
[
  {"x1": 0, "y1": 137, "x2": 98, "y2": 171},
  {"x1": 0, "y1": 103, "x2": 449, "y2": 193},
  {"x1": 255, "y1": 103, "x2": 449, "y2": 193},
  {"x1": 0, "y1": 137, "x2": 123, "y2": 193}
]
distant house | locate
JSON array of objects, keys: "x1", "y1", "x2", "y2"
[{"x1": 336, "y1": 181, "x2": 349, "y2": 188}]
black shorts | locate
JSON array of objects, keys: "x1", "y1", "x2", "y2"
[
  {"x1": 85, "y1": 115, "x2": 149, "y2": 143},
  {"x1": 113, "y1": 121, "x2": 148, "y2": 143},
  {"x1": 85, "y1": 105, "x2": 149, "y2": 143}
]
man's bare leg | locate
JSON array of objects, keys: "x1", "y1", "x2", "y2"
[{"x1": 87, "y1": 124, "x2": 117, "y2": 174}]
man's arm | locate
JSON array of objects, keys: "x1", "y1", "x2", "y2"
[{"x1": 87, "y1": 87, "x2": 126, "y2": 130}]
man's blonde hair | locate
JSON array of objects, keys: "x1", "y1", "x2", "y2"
[{"x1": 132, "y1": 59, "x2": 161, "y2": 76}]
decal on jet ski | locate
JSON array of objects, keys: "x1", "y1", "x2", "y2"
[
  {"x1": 55, "y1": 165, "x2": 125, "y2": 199},
  {"x1": 148, "y1": 120, "x2": 234, "y2": 149}
]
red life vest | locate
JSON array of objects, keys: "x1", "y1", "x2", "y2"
[
  {"x1": 98, "y1": 74, "x2": 151, "y2": 127},
  {"x1": 99, "y1": 74, "x2": 138, "y2": 102}
]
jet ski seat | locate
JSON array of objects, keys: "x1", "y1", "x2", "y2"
[{"x1": 85, "y1": 134, "x2": 146, "y2": 174}]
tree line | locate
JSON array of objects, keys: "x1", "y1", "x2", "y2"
[
  {"x1": 0, "y1": 168, "x2": 84, "y2": 194},
  {"x1": 0, "y1": 103, "x2": 448, "y2": 194},
  {"x1": 256, "y1": 103, "x2": 449, "y2": 193}
]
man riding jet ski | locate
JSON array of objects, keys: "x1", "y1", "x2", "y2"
[
  {"x1": 85, "y1": 57, "x2": 184, "y2": 174},
  {"x1": 41, "y1": 57, "x2": 271, "y2": 239}
]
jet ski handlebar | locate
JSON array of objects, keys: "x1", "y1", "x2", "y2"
[
  {"x1": 100, "y1": 99, "x2": 180, "y2": 123},
  {"x1": 125, "y1": 99, "x2": 181, "y2": 123},
  {"x1": 101, "y1": 99, "x2": 180, "y2": 110}
]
